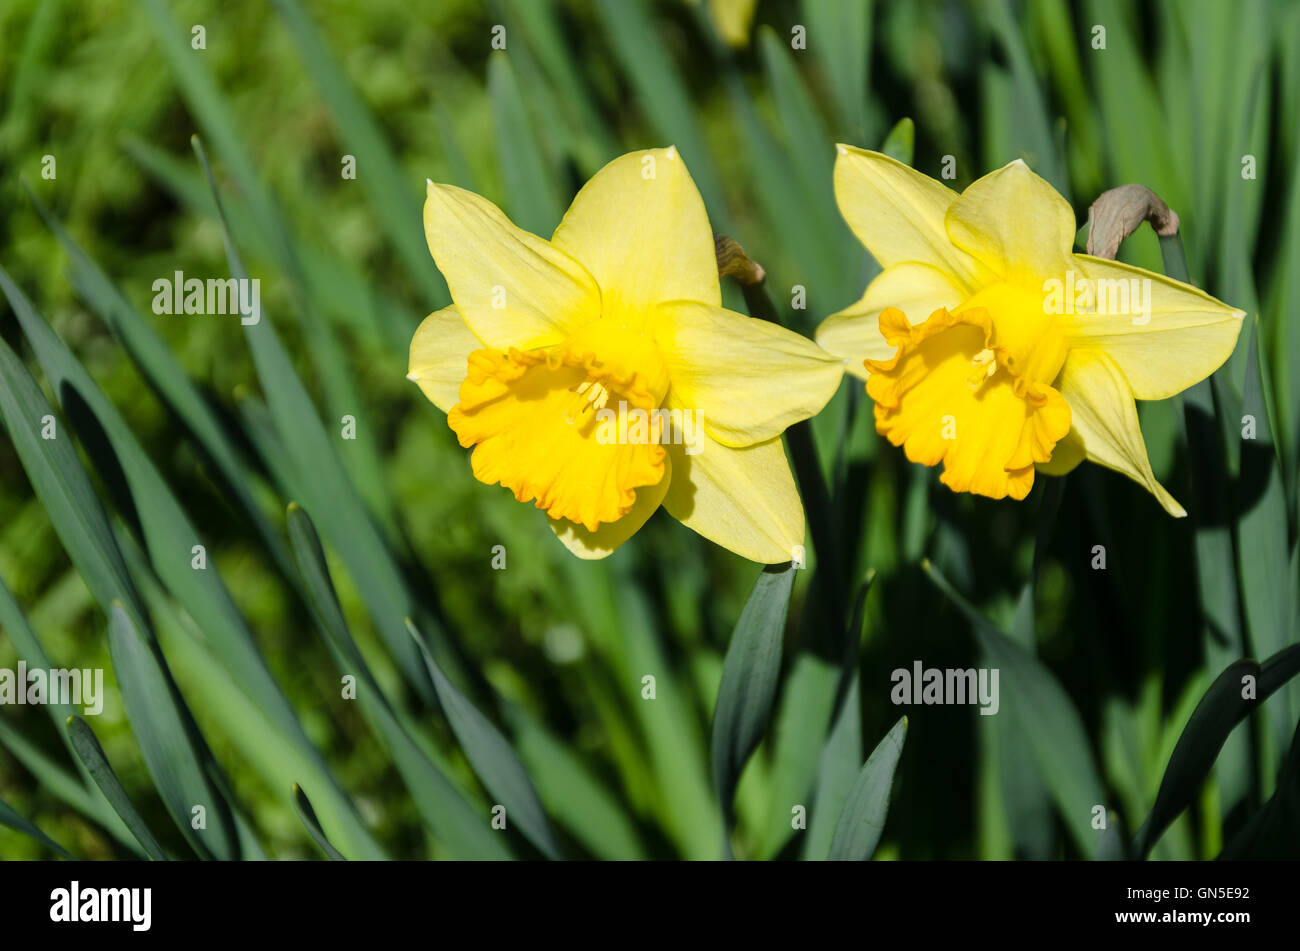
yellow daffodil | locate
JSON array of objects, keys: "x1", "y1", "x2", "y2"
[
  {"x1": 409, "y1": 147, "x2": 842, "y2": 562},
  {"x1": 816, "y1": 147, "x2": 1246, "y2": 515}
]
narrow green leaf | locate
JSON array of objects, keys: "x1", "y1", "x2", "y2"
[
  {"x1": 1237, "y1": 318, "x2": 1294, "y2": 760},
  {"x1": 266, "y1": 0, "x2": 445, "y2": 301},
  {"x1": 285, "y1": 502, "x2": 512, "y2": 860},
  {"x1": 1218, "y1": 714, "x2": 1300, "y2": 859},
  {"x1": 407, "y1": 619, "x2": 561, "y2": 860},
  {"x1": 506, "y1": 706, "x2": 648, "y2": 860},
  {"x1": 24, "y1": 185, "x2": 297, "y2": 583},
  {"x1": 799, "y1": 0, "x2": 871, "y2": 142},
  {"x1": 190, "y1": 136, "x2": 438, "y2": 702},
  {"x1": 0, "y1": 797, "x2": 72, "y2": 859},
  {"x1": 1136, "y1": 646, "x2": 1300, "y2": 858},
  {"x1": 66, "y1": 716, "x2": 168, "y2": 861},
  {"x1": 804, "y1": 674, "x2": 863, "y2": 860},
  {"x1": 591, "y1": 0, "x2": 727, "y2": 219},
  {"x1": 924, "y1": 560, "x2": 1107, "y2": 855},
  {"x1": 711, "y1": 564, "x2": 796, "y2": 823},
  {"x1": 105, "y1": 603, "x2": 239, "y2": 860},
  {"x1": 292, "y1": 784, "x2": 346, "y2": 861},
  {"x1": 488, "y1": 52, "x2": 561, "y2": 237},
  {"x1": 827, "y1": 716, "x2": 907, "y2": 861}
]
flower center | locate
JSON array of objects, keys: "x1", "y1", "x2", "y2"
[
  {"x1": 955, "y1": 281, "x2": 1069, "y2": 387},
  {"x1": 864, "y1": 304, "x2": 1072, "y2": 501},
  {"x1": 448, "y1": 320, "x2": 671, "y2": 531}
]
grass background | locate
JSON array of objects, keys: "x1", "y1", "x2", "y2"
[{"x1": 1, "y1": 0, "x2": 1298, "y2": 860}]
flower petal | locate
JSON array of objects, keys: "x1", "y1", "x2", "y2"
[
  {"x1": 1036, "y1": 428, "x2": 1085, "y2": 476},
  {"x1": 1060, "y1": 255, "x2": 1246, "y2": 400},
  {"x1": 662, "y1": 432, "x2": 804, "y2": 564},
  {"x1": 944, "y1": 159, "x2": 1076, "y2": 283},
  {"x1": 833, "y1": 146, "x2": 988, "y2": 286},
  {"x1": 407, "y1": 306, "x2": 482, "y2": 413},
  {"x1": 653, "y1": 301, "x2": 843, "y2": 447},
  {"x1": 424, "y1": 180, "x2": 600, "y2": 350},
  {"x1": 549, "y1": 454, "x2": 673, "y2": 560},
  {"x1": 551, "y1": 147, "x2": 721, "y2": 320},
  {"x1": 1056, "y1": 349, "x2": 1186, "y2": 516},
  {"x1": 816, "y1": 261, "x2": 971, "y2": 380}
]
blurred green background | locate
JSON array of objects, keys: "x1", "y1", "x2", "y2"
[{"x1": 1, "y1": 0, "x2": 1298, "y2": 860}]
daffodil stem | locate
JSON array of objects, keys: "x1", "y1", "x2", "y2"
[{"x1": 1157, "y1": 233, "x2": 1191, "y2": 285}]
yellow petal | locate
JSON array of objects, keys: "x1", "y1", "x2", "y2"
[
  {"x1": 551, "y1": 147, "x2": 720, "y2": 321},
  {"x1": 1036, "y1": 429, "x2": 1085, "y2": 476},
  {"x1": 1060, "y1": 255, "x2": 1246, "y2": 400},
  {"x1": 653, "y1": 301, "x2": 843, "y2": 447},
  {"x1": 662, "y1": 431, "x2": 804, "y2": 564},
  {"x1": 549, "y1": 454, "x2": 673, "y2": 559},
  {"x1": 407, "y1": 306, "x2": 482, "y2": 413},
  {"x1": 833, "y1": 146, "x2": 989, "y2": 286},
  {"x1": 816, "y1": 261, "x2": 970, "y2": 381},
  {"x1": 424, "y1": 181, "x2": 600, "y2": 350},
  {"x1": 1055, "y1": 349, "x2": 1186, "y2": 516},
  {"x1": 944, "y1": 159, "x2": 1076, "y2": 283}
]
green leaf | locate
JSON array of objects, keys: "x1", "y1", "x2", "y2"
[
  {"x1": 804, "y1": 674, "x2": 863, "y2": 860},
  {"x1": 799, "y1": 0, "x2": 871, "y2": 142},
  {"x1": 0, "y1": 287, "x2": 145, "y2": 627},
  {"x1": 1237, "y1": 318, "x2": 1294, "y2": 760},
  {"x1": 406, "y1": 619, "x2": 561, "y2": 860},
  {"x1": 105, "y1": 603, "x2": 239, "y2": 860},
  {"x1": 488, "y1": 52, "x2": 561, "y2": 237},
  {"x1": 265, "y1": 0, "x2": 445, "y2": 301},
  {"x1": 506, "y1": 706, "x2": 648, "y2": 860},
  {"x1": 1136, "y1": 646, "x2": 1300, "y2": 858},
  {"x1": 924, "y1": 560, "x2": 1107, "y2": 855},
  {"x1": 879, "y1": 117, "x2": 915, "y2": 165},
  {"x1": 115, "y1": 523, "x2": 387, "y2": 860},
  {"x1": 591, "y1": 0, "x2": 727, "y2": 219},
  {"x1": 1218, "y1": 714, "x2": 1300, "y2": 859},
  {"x1": 66, "y1": 716, "x2": 169, "y2": 861},
  {"x1": 24, "y1": 184, "x2": 297, "y2": 583},
  {"x1": 0, "y1": 797, "x2": 72, "y2": 859},
  {"x1": 827, "y1": 716, "x2": 907, "y2": 861},
  {"x1": 0, "y1": 571, "x2": 136, "y2": 847},
  {"x1": 711, "y1": 564, "x2": 796, "y2": 825},
  {"x1": 0, "y1": 314, "x2": 237, "y2": 859},
  {"x1": 190, "y1": 136, "x2": 441, "y2": 703},
  {"x1": 6, "y1": 248, "x2": 370, "y2": 821},
  {"x1": 285, "y1": 502, "x2": 512, "y2": 860},
  {"x1": 292, "y1": 785, "x2": 346, "y2": 861}
]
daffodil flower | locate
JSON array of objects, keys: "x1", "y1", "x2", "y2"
[
  {"x1": 409, "y1": 147, "x2": 842, "y2": 561},
  {"x1": 816, "y1": 147, "x2": 1245, "y2": 515}
]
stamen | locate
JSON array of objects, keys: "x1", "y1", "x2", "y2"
[
  {"x1": 966, "y1": 348, "x2": 998, "y2": 390},
  {"x1": 563, "y1": 380, "x2": 610, "y2": 424}
]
